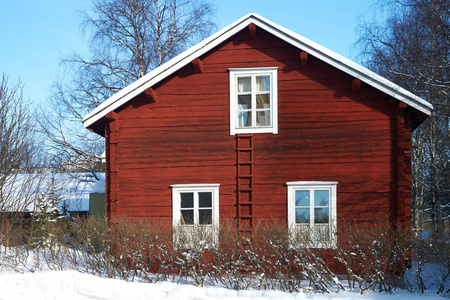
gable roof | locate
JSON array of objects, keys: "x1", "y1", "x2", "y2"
[{"x1": 83, "y1": 13, "x2": 432, "y2": 129}]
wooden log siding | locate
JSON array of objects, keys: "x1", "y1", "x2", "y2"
[
  {"x1": 395, "y1": 102, "x2": 412, "y2": 226},
  {"x1": 106, "y1": 112, "x2": 120, "y2": 216},
  {"x1": 107, "y1": 28, "x2": 409, "y2": 226},
  {"x1": 105, "y1": 126, "x2": 111, "y2": 217}
]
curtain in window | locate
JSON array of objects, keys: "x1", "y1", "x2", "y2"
[
  {"x1": 238, "y1": 77, "x2": 251, "y2": 92},
  {"x1": 256, "y1": 75, "x2": 270, "y2": 91}
]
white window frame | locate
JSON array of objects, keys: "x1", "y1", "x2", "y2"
[
  {"x1": 286, "y1": 181, "x2": 337, "y2": 248},
  {"x1": 171, "y1": 184, "x2": 220, "y2": 247},
  {"x1": 229, "y1": 67, "x2": 278, "y2": 135}
]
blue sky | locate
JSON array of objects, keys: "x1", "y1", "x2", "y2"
[{"x1": 0, "y1": 0, "x2": 375, "y2": 105}]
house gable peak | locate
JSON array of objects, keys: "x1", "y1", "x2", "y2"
[{"x1": 83, "y1": 13, "x2": 432, "y2": 130}]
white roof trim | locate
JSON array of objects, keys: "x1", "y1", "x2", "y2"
[{"x1": 83, "y1": 13, "x2": 432, "y2": 129}]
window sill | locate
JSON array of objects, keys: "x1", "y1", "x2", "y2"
[{"x1": 231, "y1": 127, "x2": 278, "y2": 135}]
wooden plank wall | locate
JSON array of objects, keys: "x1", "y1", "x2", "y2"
[
  {"x1": 395, "y1": 102, "x2": 412, "y2": 227},
  {"x1": 110, "y1": 27, "x2": 405, "y2": 226}
]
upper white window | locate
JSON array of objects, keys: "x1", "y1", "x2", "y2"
[
  {"x1": 229, "y1": 68, "x2": 278, "y2": 135},
  {"x1": 287, "y1": 182, "x2": 337, "y2": 247},
  {"x1": 171, "y1": 184, "x2": 219, "y2": 247}
]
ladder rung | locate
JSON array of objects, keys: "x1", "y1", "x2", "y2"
[
  {"x1": 236, "y1": 134, "x2": 253, "y2": 234},
  {"x1": 238, "y1": 215, "x2": 253, "y2": 218},
  {"x1": 237, "y1": 161, "x2": 253, "y2": 165},
  {"x1": 237, "y1": 134, "x2": 253, "y2": 138},
  {"x1": 238, "y1": 188, "x2": 253, "y2": 192},
  {"x1": 238, "y1": 201, "x2": 253, "y2": 205},
  {"x1": 238, "y1": 175, "x2": 253, "y2": 178}
]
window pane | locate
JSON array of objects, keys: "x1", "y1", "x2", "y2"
[
  {"x1": 256, "y1": 75, "x2": 270, "y2": 91},
  {"x1": 180, "y1": 193, "x2": 193, "y2": 208},
  {"x1": 238, "y1": 77, "x2": 251, "y2": 92},
  {"x1": 199, "y1": 192, "x2": 212, "y2": 207},
  {"x1": 256, "y1": 111, "x2": 270, "y2": 126},
  {"x1": 295, "y1": 190, "x2": 310, "y2": 206},
  {"x1": 314, "y1": 208, "x2": 329, "y2": 223},
  {"x1": 256, "y1": 94, "x2": 270, "y2": 109},
  {"x1": 199, "y1": 209, "x2": 212, "y2": 224},
  {"x1": 238, "y1": 95, "x2": 251, "y2": 109},
  {"x1": 180, "y1": 210, "x2": 194, "y2": 225},
  {"x1": 238, "y1": 111, "x2": 252, "y2": 127},
  {"x1": 314, "y1": 190, "x2": 329, "y2": 206},
  {"x1": 295, "y1": 207, "x2": 310, "y2": 223}
]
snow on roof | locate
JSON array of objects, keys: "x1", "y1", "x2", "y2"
[
  {"x1": 83, "y1": 13, "x2": 432, "y2": 129},
  {"x1": 1, "y1": 172, "x2": 105, "y2": 213},
  {"x1": 57, "y1": 173, "x2": 105, "y2": 211},
  {"x1": 99, "y1": 151, "x2": 106, "y2": 163},
  {"x1": 0, "y1": 173, "x2": 46, "y2": 213}
]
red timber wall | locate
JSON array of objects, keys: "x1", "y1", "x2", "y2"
[{"x1": 104, "y1": 27, "x2": 412, "y2": 229}]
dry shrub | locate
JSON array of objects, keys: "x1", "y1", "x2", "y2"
[
  {"x1": 206, "y1": 220, "x2": 342, "y2": 292},
  {"x1": 334, "y1": 219, "x2": 411, "y2": 293},
  {"x1": 0, "y1": 214, "x2": 35, "y2": 248},
  {"x1": 406, "y1": 229, "x2": 450, "y2": 294},
  {"x1": 68, "y1": 216, "x2": 174, "y2": 281},
  {"x1": 253, "y1": 221, "x2": 343, "y2": 293},
  {"x1": 172, "y1": 223, "x2": 220, "y2": 286},
  {"x1": 4, "y1": 215, "x2": 448, "y2": 295},
  {"x1": 209, "y1": 220, "x2": 253, "y2": 290}
]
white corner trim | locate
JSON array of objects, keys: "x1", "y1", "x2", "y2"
[{"x1": 83, "y1": 13, "x2": 432, "y2": 130}]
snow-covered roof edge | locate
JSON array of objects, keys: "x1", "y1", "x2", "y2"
[{"x1": 83, "y1": 13, "x2": 432, "y2": 129}]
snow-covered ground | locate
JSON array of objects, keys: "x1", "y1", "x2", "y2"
[
  {"x1": 1, "y1": 235, "x2": 448, "y2": 300},
  {"x1": 0, "y1": 269, "x2": 445, "y2": 300},
  {"x1": 0, "y1": 248, "x2": 446, "y2": 300}
]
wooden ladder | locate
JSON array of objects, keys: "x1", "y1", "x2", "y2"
[{"x1": 236, "y1": 134, "x2": 254, "y2": 239}]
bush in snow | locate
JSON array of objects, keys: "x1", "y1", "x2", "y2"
[
  {"x1": 2, "y1": 216, "x2": 449, "y2": 295},
  {"x1": 333, "y1": 219, "x2": 412, "y2": 293},
  {"x1": 405, "y1": 229, "x2": 450, "y2": 294},
  {"x1": 30, "y1": 178, "x2": 65, "y2": 249}
]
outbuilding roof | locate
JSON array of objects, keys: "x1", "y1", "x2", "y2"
[{"x1": 83, "y1": 13, "x2": 432, "y2": 129}]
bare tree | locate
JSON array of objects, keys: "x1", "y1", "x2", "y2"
[
  {"x1": 0, "y1": 74, "x2": 46, "y2": 245},
  {"x1": 42, "y1": 0, "x2": 216, "y2": 179},
  {"x1": 357, "y1": 0, "x2": 450, "y2": 232}
]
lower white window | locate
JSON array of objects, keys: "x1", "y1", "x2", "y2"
[
  {"x1": 287, "y1": 181, "x2": 337, "y2": 247},
  {"x1": 171, "y1": 184, "x2": 219, "y2": 247}
]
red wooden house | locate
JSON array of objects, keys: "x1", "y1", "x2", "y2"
[{"x1": 83, "y1": 14, "x2": 432, "y2": 246}]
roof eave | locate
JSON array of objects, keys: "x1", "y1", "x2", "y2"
[
  {"x1": 83, "y1": 13, "x2": 258, "y2": 129},
  {"x1": 83, "y1": 13, "x2": 432, "y2": 129},
  {"x1": 250, "y1": 16, "x2": 433, "y2": 115}
]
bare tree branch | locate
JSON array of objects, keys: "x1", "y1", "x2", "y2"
[
  {"x1": 357, "y1": 0, "x2": 450, "y2": 232},
  {"x1": 42, "y1": 0, "x2": 216, "y2": 180}
]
